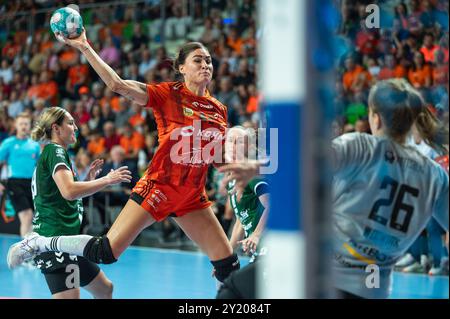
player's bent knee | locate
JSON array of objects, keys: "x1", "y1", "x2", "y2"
[
  {"x1": 103, "y1": 280, "x2": 114, "y2": 298},
  {"x1": 83, "y1": 236, "x2": 117, "y2": 264},
  {"x1": 211, "y1": 253, "x2": 240, "y2": 282}
]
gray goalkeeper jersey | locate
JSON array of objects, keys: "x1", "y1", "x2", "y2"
[{"x1": 332, "y1": 133, "x2": 448, "y2": 298}]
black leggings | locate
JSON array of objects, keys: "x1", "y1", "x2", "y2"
[{"x1": 216, "y1": 261, "x2": 257, "y2": 299}]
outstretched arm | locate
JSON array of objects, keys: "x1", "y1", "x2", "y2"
[
  {"x1": 56, "y1": 29, "x2": 149, "y2": 105},
  {"x1": 53, "y1": 165, "x2": 132, "y2": 201}
]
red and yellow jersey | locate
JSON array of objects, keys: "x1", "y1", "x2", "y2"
[
  {"x1": 143, "y1": 81, "x2": 227, "y2": 187},
  {"x1": 435, "y1": 154, "x2": 449, "y2": 174}
]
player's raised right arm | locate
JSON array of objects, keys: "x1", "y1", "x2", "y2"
[{"x1": 56, "y1": 29, "x2": 149, "y2": 106}]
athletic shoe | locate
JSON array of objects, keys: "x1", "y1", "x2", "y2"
[
  {"x1": 395, "y1": 253, "x2": 415, "y2": 270},
  {"x1": 402, "y1": 261, "x2": 426, "y2": 274},
  {"x1": 429, "y1": 258, "x2": 449, "y2": 276},
  {"x1": 428, "y1": 266, "x2": 448, "y2": 276},
  {"x1": 6, "y1": 232, "x2": 41, "y2": 269}
]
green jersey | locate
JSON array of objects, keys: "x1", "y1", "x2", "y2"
[
  {"x1": 227, "y1": 177, "x2": 269, "y2": 238},
  {"x1": 31, "y1": 143, "x2": 83, "y2": 236}
]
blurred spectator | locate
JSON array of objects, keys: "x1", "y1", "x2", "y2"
[
  {"x1": 114, "y1": 97, "x2": 133, "y2": 130},
  {"x1": 431, "y1": 49, "x2": 449, "y2": 110},
  {"x1": 377, "y1": 29, "x2": 397, "y2": 57},
  {"x1": 32, "y1": 98, "x2": 46, "y2": 120},
  {"x1": 26, "y1": 74, "x2": 40, "y2": 103},
  {"x1": 1, "y1": 36, "x2": 20, "y2": 61},
  {"x1": 154, "y1": 46, "x2": 172, "y2": 71},
  {"x1": 7, "y1": 90, "x2": 25, "y2": 119},
  {"x1": 165, "y1": 4, "x2": 191, "y2": 40},
  {"x1": 99, "y1": 35, "x2": 121, "y2": 69},
  {"x1": 36, "y1": 70, "x2": 59, "y2": 105},
  {"x1": 227, "y1": 27, "x2": 244, "y2": 55},
  {"x1": 129, "y1": 102, "x2": 147, "y2": 127},
  {"x1": 138, "y1": 48, "x2": 157, "y2": 78},
  {"x1": 66, "y1": 55, "x2": 89, "y2": 98},
  {"x1": 0, "y1": 59, "x2": 13, "y2": 84},
  {"x1": 138, "y1": 133, "x2": 157, "y2": 175},
  {"x1": 76, "y1": 123, "x2": 91, "y2": 151},
  {"x1": 88, "y1": 104, "x2": 105, "y2": 132},
  {"x1": 342, "y1": 55, "x2": 372, "y2": 94},
  {"x1": 378, "y1": 54, "x2": 407, "y2": 80},
  {"x1": 420, "y1": 33, "x2": 440, "y2": 63},
  {"x1": 355, "y1": 20, "x2": 379, "y2": 57},
  {"x1": 87, "y1": 128, "x2": 106, "y2": 158},
  {"x1": 103, "y1": 121, "x2": 121, "y2": 155},
  {"x1": 119, "y1": 122, "x2": 145, "y2": 161},
  {"x1": 408, "y1": 51, "x2": 432, "y2": 89},
  {"x1": 75, "y1": 149, "x2": 92, "y2": 181},
  {"x1": 130, "y1": 23, "x2": 149, "y2": 52},
  {"x1": 79, "y1": 85, "x2": 96, "y2": 112},
  {"x1": 93, "y1": 145, "x2": 140, "y2": 233},
  {"x1": 200, "y1": 17, "x2": 221, "y2": 46},
  {"x1": 366, "y1": 58, "x2": 381, "y2": 81},
  {"x1": 233, "y1": 58, "x2": 254, "y2": 87},
  {"x1": 344, "y1": 91, "x2": 368, "y2": 125},
  {"x1": 100, "y1": 87, "x2": 121, "y2": 112},
  {"x1": 27, "y1": 43, "x2": 47, "y2": 75},
  {"x1": 215, "y1": 76, "x2": 240, "y2": 126},
  {"x1": 101, "y1": 102, "x2": 116, "y2": 124},
  {"x1": 246, "y1": 83, "x2": 259, "y2": 115},
  {"x1": 73, "y1": 100, "x2": 90, "y2": 126},
  {"x1": 126, "y1": 63, "x2": 145, "y2": 82}
]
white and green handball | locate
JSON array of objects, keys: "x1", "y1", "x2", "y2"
[{"x1": 50, "y1": 7, "x2": 83, "y2": 39}]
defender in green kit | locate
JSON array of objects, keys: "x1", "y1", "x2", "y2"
[
  {"x1": 15, "y1": 107, "x2": 132, "y2": 299},
  {"x1": 225, "y1": 126, "x2": 269, "y2": 260},
  {"x1": 32, "y1": 143, "x2": 84, "y2": 237},
  {"x1": 227, "y1": 177, "x2": 269, "y2": 259}
]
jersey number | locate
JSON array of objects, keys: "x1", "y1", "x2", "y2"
[
  {"x1": 368, "y1": 176, "x2": 419, "y2": 233},
  {"x1": 31, "y1": 169, "x2": 37, "y2": 200}
]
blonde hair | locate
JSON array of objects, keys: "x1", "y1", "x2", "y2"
[
  {"x1": 31, "y1": 107, "x2": 68, "y2": 141},
  {"x1": 225, "y1": 125, "x2": 258, "y2": 161},
  {"x1": 407, "y1": 87, "x2": 449, "y2": 154}
]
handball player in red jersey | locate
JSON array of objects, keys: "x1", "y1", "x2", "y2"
[{"x1": 8, "y1": 29, "x2": 240, "y2": 285}]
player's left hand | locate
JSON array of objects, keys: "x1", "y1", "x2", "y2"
[
  {"x1": 239, "y1": 234, "x2": 260, "y2": 255},
  {"x1": 87, "y1": 159, "x2": 104, "y2": 181}
]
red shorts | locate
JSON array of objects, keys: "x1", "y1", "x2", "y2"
[{"x1": 130, "y1": 178, "x2": 211, "y2": 222}]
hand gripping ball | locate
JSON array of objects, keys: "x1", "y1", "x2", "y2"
[{"x1": 50, "y1": 7, "x2": 83, "y2": 39}]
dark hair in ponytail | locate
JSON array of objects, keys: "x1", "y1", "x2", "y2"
[
  {"x1": 368, "y1": 79, "x2": 414, "y2": 142},
  {"x1": 369, "y1": 79, "x2": 449, "y2": 154},
  {"x1": 408, "y1": 87, "x2": 449, "y2": 154}
]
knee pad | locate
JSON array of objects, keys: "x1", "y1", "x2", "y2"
[
  {"x1": 211, "y1": 253, "x2": 240, "y2": 282},
  {"x1": 83, "y1": 236, "x2": 117, "y2": 264}
]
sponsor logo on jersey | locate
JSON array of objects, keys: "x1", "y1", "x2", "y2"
[
  {"x1": 55, "y1": 147, "x2": 65, "y2": 159},
  {"x1": 179, "y1": 125, "x2": 224, "y2": 141},
  {"x1": 192, "y1": 101, "x2": 213, "y2": 109},
  {"x1": 183, "y1": 107, "x2": 194, "y2": 117},
  {"x1": 384, "y1": 150, "x2": 396, "y2": 163}
]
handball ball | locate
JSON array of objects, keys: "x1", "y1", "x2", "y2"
[{"x1": 50, "y1": 7, "x2": 83, "y2": 39}]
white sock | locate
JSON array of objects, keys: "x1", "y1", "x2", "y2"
[{"x1": 37, "y1": 235, "x2": 93, "y2": 257}]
